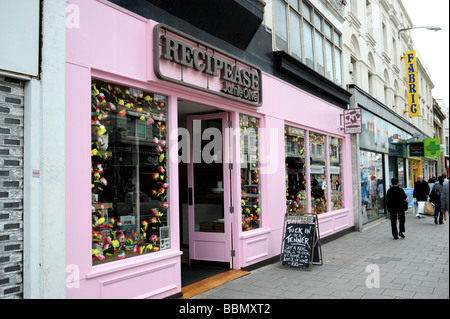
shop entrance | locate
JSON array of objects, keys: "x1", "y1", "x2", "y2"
[{"x1": 178, "y1": 101, "x2": 233, "y2": 286}]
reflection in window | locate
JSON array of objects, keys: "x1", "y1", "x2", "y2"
[
  {"x1": 360, "y1": 150, "x2": 385, "y2": 224},
  {"x1": 329, "y1": 137, "x2": 344, "y2": 211},
  {"x1": 240, "y1": 115, "x2": 260, "y2": 231},
  {"x1": 309, "y1": 132, "x2": 327, "y2": 214},
  {"x1": 91, "y1": 80, "x2": 168, "y2": 264},
  {"x1": 285, "y1": 126, "x2": 307, "y2": 214}
]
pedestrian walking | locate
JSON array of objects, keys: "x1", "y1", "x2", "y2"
[
  {"x1": 430, "y1": 176, "x2": 444, "y2": 224},
  {"x1": 440, "y1": 177, "x2": 449, "y2": 223},
  {"x1": 386, "y1": 178, "x2": 408, "y2": 239},
  {"x1": 413, "y1": 175, "x2": 430, "y2": 218}
]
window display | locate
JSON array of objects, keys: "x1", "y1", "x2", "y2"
[
  {"x1": 309, "y1": 132, "x2": 327, "y2": 214},
  {"x1": 285, "y1": 126, "x2": 307, "y2": 214},
  {"x1": 91, "y1": 79, "x2": 169, "y2": 265},
  {"x1": 240, "y1": 115, "x2": 261, "y2": 231},
  {"x1": 329, "y1": 137, "x2": 344, "y2": 211},
  {"x1": 360, "y1": 150, "x2": 385, "y2": 224}
]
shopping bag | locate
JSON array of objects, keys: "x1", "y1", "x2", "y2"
[
  {"x1": 416, "y1": 201, "x2": 425, "y2": 216},
  {"x1": 424, "y1": 201, "x2": 435, "y2": 216}
]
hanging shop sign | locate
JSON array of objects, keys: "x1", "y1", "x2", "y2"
[
  {"x1": 405, "y1": 50, "x2": 419, "y2": 117},
  {"x1": 343, "y1": 109, "x2": 362, "y2": 134},
  {"x1": 153, "y1": 24, "x2": 262, "y2": 106},
  {"x1": 424, "y1": 138, "x2": 441, "y2": 157},
  {"x1": 409, "y1": 142, "x2": 424, "y2": 157}
]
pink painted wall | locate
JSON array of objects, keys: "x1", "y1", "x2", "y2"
[{"x1": 66, "y1": 0, "x2": 354, "y2": 298}]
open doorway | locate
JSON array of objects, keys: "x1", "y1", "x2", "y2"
[{"x1": 178, "y1": 100, "x2": 232, "y2": 287}]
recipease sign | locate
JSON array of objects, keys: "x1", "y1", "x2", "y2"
[{"x1": 154, "y1": 24, "x2": 262, "y2": 106}]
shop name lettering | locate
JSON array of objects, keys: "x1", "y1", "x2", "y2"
[
  {"x1": 367, "y1": 120, "x2": 388, "y2": 137},
  {"x1": 161, "y1": 35, "x2": 260, "y2": 102},
  {"x1": 367, "y1": 120, "x2": 403, "y2": 142},
  {"x1": 406, "y1": 50, "x2": 419, "y2": 116}
]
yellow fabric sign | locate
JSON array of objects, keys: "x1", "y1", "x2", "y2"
[{"x1": 406, "y1": 50, "x2": 419, "y2": 117}]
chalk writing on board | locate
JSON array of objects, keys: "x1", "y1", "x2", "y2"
[{"x1": 282, "y1": 223, "x2": 314, "y2": 268}]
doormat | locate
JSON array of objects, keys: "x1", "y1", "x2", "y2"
[
  {"x1": 181, "y1": 269, "x2": 250, "y2": 299},
  {"x1": 181, "y1": 263, "x2": 229, "y2": 287}
]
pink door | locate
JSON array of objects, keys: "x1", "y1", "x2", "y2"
[{"x1": 187, "y1": 112, "x2": 232, "y2": 265}]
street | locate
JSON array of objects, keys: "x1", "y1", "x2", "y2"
[{"x1": 192, "y1": 209, "x2": 449, "y2": 299}]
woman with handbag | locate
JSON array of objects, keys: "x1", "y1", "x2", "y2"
[{"x1": 386, "y1": 178, "x2": 408, "y2": 239}]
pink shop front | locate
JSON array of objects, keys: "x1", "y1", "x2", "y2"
[{"x1": 65, "y1": 1, "x2": 354, "y2": 299}]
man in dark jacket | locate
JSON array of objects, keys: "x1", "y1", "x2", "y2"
[
  {"x1": 413, "y1": 175, "x2": 430, "y2": 218},
  {"x1": 386, "y1": 178, "x2": 407, "y2": 239},
  {"x1": 413, "y1": 175, "x2": 430, "y2": 201}
]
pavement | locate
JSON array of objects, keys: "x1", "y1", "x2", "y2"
[{"x1": 191, "y1": 209, "x2": 449, "y2": 299}]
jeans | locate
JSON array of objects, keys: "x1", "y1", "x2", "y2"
[{"x1": 434, "y1": 207, "x2": 444, "y2": 224}]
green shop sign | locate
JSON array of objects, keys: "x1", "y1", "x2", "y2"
[
  {"x1": 408, "y1": 138, "x2": 441, "y2": 157},
  {"x1": 424, "y1": 138, "x2": 441, "y2": 157}
]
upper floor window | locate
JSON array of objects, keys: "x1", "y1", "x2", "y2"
[{"x1": 273, "y1": 0, "x2": 343, "y2": 85}]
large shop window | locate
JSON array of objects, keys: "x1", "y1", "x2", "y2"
[
  {"x1": 285, "y1": 128, "x2": 345, "y2": 214},
  {"x1": 240, "y1": 115, "x2": 261, "y2": 231},
  {"x1": 360, "y1": 150, "x2": 385, "y2": 224},
  {"x1": 309, "y1": 132, "x2": 327, "y2": 214},
  {"x1": 329, "y1": 137, "x2": 344, "y2": 211},
  {"x1": 285, "y1": 125, "x2": 307, "y2": 214},
  {"x1": 91, "y1": 80, "x2": 169, "y2": 265}
]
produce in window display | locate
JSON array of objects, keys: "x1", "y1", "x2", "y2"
[
  {"x1": 286, "y1": 189, "x2": 307, "y2": 213},
  {"x1": 331, "y1": 191, "x2": 343, "y2": 210},
  {"x1": 91, "y1": 80, "x2": 168, "y2": 264},
  {"x1": 285, "y1": 126, "x2": 307, "y2": 215},
  {"x1": 240, "y1": 115, "x2": 261, "y2": 231}
]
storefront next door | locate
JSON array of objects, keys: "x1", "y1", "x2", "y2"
[{"x1": 186, "y1": 112, "x2": 232, "y2": 266}]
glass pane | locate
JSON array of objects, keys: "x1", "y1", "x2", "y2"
[
  {"x1": 334, "y1": 48, "x2": 342, "y2": 85},
  {"x1": 309, "y1": 132, "x2": 327, "y2": 214},
  {"x1": 289, "y1": 0, "x2": 299, "y2": 11},
  {"x1": 329, "y1": 137, "x2": 344, "y2": 211},
  {"x1": 325, "y1": 40, "x2": 334, "y2": 80},
  {"x1": 302, "y1": 2, "x2": 311, "y2": 21},
  {"x1": 334, "y1": 30, "x2": 341, "y2": 46},
  {"x1": 315, "y1": 32, "x2": 324, "y2": 75},
  {"x1": 91, "y1": 80, "x2": 169, "y2": 265},
  {"x1": 290, "y1": 11, "x2": 302, "y2": 60},
  {"x1": 304, "y1": 22, "x2": 314, "y2": 69},
  {"x1": 313, "y1": 12, "x2": 322, "y2": 31},
  {"x1": 360, "y1": 150, "x2": 385, "y2": 224},
  {"x1": 324, "y1": 21, "x2": 332, "y2": 39},
  {"x1": 285, "y1": 126, "x2": 307, "y2": 214},
  {"x1": 398, "y1": 158, "x2": 405, "y2": 188},
  {"x1": 275, "y1": 0, "x2": 288, "y2": 51},
  {"x1": 240, "y1": 115, "x2": 261, "y2": 231},
  {"x1": 193, "y1": 119, "x2": 224, "y2": 233}
]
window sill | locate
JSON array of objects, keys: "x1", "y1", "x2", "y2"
[
  {"x1": 86, "y1": 249, "x2": 183, "y2": 279},
  {"x1": 239, "y1": 227, "x2": 271, "y2": 239}
]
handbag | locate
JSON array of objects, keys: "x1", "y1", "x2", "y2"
[
  {"x1": 424, "y1": 200, "x2": 435, "y2": 216},
  {"x1": 402, "y1": 199, "x2": 409, "y2": 212}
]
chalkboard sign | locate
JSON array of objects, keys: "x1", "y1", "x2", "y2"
[{"x1": 280, "y1": 213, "x2": 322, "y2": 269}]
